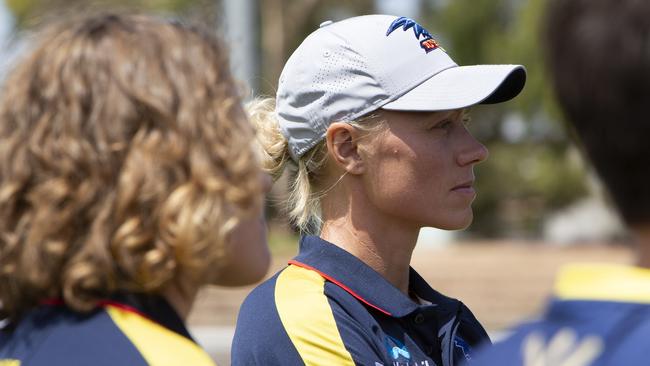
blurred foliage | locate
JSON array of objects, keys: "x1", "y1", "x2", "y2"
[
  {"x1": 474, "y1": 142, "x2": 587, "y2": 237},
  {"x1": 4, "y1": 0, "x2": 589, "y2": 238},
  {"x1": 267, "y1": 226, "x2": 300, "y2": 256},
  {"x1": 423, "y1": 0, "x2": 588, "y2": 237}
]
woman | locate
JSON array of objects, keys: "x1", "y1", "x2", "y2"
[
  {"x1": 0, "y1": 13, "x2": 269, "y2": 365},
  {"x1": 232, "y1": 15, "x2": 525, "y2": 366}
]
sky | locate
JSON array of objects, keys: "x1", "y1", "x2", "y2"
[
  {"x1": 0, "y1": 0, "x2": 11, "y2": 38},
  {"x1": 375, "y1": 0, "x2": 421, "y2": 18},
  {"x1": 0, "y1": 0, "x2": 16, "y2": 80}
]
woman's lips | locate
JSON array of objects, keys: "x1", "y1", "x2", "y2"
[{"x1": 451, "y1": 181, "x2": 476, "y2": 195}]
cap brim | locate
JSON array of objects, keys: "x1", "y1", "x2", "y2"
[{"x1": 381, "y1": 64, "x2": 526, "y2": 111}]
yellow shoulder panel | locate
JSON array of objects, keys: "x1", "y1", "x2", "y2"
[
  {"x1": 106, "y1": 306, "x2": 216, "y2": 366},
  {"x1": 275, "y1": 265, "x2": 355, "y2": 366},
  {"x1": 0, "y1": 360, "x2": 20, "y2": 366},
  {"x1": 555, "y1": 263, "x2": 650, "y2": 303}
]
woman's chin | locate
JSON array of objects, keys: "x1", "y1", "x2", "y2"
[{"x1": 431, "y1": 210, "x2": 474, "y2": 231}]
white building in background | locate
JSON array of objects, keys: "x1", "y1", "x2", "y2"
[
  {"x1": 544, "y1": 197, "x2": 625, "y2": 244},
  {"x1": 543, "y1": 173, "x2": 626, "y2": 244},
  {"x1": 416, "y1": 227, "x2": 454, "y2": 248}
]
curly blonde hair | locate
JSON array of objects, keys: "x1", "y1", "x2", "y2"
[{"x1": 0, "y1": 13, "x2": 262, "y2": 322}]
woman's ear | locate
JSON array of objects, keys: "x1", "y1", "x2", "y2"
[{"x1": 326, "y1": 122, "x2": 365, "y2": 175}]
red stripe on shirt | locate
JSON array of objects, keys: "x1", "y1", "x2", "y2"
[{"x1": 288, "y1": 259, "x2": 392, "y2": 317}]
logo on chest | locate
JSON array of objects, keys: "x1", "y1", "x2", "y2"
[
  {"x1": 385, "y1": 335, "x2": 411, "y2": 360},
  {"x1": 383, "y1": 336, "x2": 437, "y2": 366}
]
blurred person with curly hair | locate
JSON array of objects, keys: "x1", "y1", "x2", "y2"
[{"x1": 0, "y1": 12, "x2": 270, "y2": 366}]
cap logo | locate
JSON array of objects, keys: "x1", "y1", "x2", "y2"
[{"x1": 386, "y1": 16, "x2": 442, "y2": 54}]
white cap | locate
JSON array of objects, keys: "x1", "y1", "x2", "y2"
[{"x1": 277, "y1": 15, "x2": 526, "y2": 160}]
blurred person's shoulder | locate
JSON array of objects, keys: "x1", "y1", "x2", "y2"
[
  {"x1": 0, "y1": 304, "x2": 149, "y2": 366},
  {"x1": 0, "y1": 297, "x2": 216, "y2": 366},
  {"x1": 469, "y1": 319, "x2": 600, "y2": 366},
  {"x1": 471, "y1": 264, "x2": 650, "y2": 366}
]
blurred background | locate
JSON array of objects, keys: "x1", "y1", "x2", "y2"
[{"x1": 0, "y1": 0, "x2": 634, "y2": 364}]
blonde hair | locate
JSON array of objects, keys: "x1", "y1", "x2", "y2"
[
  {"x1": 248, "y1": 98, "x2": 384, "y2": 234},
  {"x1": 0, "y1": 13, "x2": 262, "y2": 322}
]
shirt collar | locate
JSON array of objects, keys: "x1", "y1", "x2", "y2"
[
  {"x1": 108, "y1": 292, "x2": 195, "y2": 341},
  {"x1": 291, "y1": 235, "x2": 461, "y2": 318},
  {"x1": 39, "y1": 293, "x2": 194, "y2": 342},
  {"x1": 554, "y1": 263, "x2": 650, "y2": 304}
]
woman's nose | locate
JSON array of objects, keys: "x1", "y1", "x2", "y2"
[{"x1": 457, "y1": 133, "x2": 489, "y2": 166}]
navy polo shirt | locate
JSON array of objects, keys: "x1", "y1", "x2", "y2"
[
  {"x1": 232, "y1": 235, "x2": 490, "y2": 366},
  {"x1": 0, "y1": 293, "x2": 215, "y2": 366}
]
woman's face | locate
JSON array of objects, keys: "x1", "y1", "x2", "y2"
[
  {"x1": 359, "y1": 109, "x2": 488, "y2": 231},
  {"x1": 208, "y1": 172, "x2": 272, "y2": 287}
]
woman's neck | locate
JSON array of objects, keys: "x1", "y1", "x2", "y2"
[
  {"x1": 162, "y1": 278, "x2": 199, "y2": 320},
  {"x1": 319, "y1": 173, "x2": 421, "y2": 296},
  {"x1": 320, "y1": 216, "x2": 419, "y2": 296}
]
